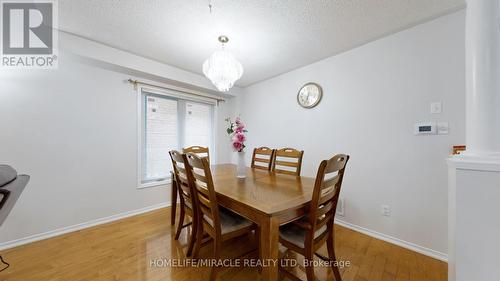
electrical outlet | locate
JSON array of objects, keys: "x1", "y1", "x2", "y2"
[
  {"x1": 381, "y1": 205, "x2": 391, "y2": 217},
  {"x1": 337, "y1": 198, "x2": 345, "y2": 216}
]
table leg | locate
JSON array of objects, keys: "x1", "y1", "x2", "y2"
[
  {"x1": 259, "y1": 216, "x2": 280, "y2": 281},
  {"x1": 170, "y1": 172, "x2": 177, "y2": 225}
]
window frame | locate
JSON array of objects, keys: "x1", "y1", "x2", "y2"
[{"x1": 136, "y1": 84, "x2": 218, "y2": 189}]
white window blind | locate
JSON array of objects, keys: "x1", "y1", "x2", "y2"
[
  {"x1": 140, "y1": 89, "x2": 215, "y2": 187},
  {"x1": 184, "y1": 102, "x2": 213, "y2": 148}
]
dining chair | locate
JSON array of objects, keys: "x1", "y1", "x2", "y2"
[
  {"x1": 183, "y1": 146, "x2": 210, "y2": 163},
  {"x1": 271, "y1": 148, "x2": 304, "y2": 176},
  {"x1": 251, "y1": 147, "x2": 275, "y2": 171},
  {"x1": 185, "y1": 153, "x2": 257, "y2": 281},
  {"x1": 169, "y1": 150, "x2": 198, "y2": 257},
  {"x1": 278, "y1": 154, "x2": 350, "y2": 281}
]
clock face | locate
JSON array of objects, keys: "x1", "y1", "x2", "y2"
[{"x1": 297, "y1": 83, "x2": 322, "y2": 108}]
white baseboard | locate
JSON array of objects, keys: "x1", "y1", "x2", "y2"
[
  {"x1": 335, "y1": 219, "x2": 448, "y2": 262},
  {"x1": 0, "y1": 202, "x2": 171, "y2": 251},
  {"x1": 0, "y1": 203, "x2": 447, "y2": 263}
]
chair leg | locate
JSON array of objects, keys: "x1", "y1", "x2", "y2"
[
  {"x1": 255, "y1": 227, "x2": 262, "y2": 272},
  {"x1": 304, "y1": 248, "x2": 315, "y2": 281},
  {"x1": 256, "y1": 228, "x2": 261, "y2": 260},
  {"x1": 209, "y1": 238, "x2": 222, "y2": 281},
  {"x1": 174, "y1": 203, "x2": 185, "y2": 240},
  {"x1": 186, "y1": 215, "x2": 197, "y2": 257},
  {"x1": 327, "y1": 233, "x2": 342, "y2": 281},
  {"x1": 192, "y1": 219, "x2": 204, "y2": 259},
  {"x1": 170, "y1": 175, "x2": 177, "y2": 225}
]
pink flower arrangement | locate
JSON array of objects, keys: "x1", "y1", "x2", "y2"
[
  {"x1": 232, "y1": 141, "x2": 243, "y2": 151},
  {"x1": 225, "y1": 116, "x2": 248, "y2": 152}
]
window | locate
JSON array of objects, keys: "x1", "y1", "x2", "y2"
[
  {"x1": 139, "y1": 88, "x2": 215, "y2": 188},
  {"x1": 184, "y1": 102, "x2": 213, "y2": 147}
]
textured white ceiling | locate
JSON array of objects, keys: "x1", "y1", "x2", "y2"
[{"x1": 59, "y1": 0, "x2": 465, "y2": 87}]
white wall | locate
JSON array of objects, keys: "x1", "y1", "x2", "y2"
[
  {"x1": 0, "y1": 43, "x2": 235, "y2": 246},
  {"x1": 216, "y1": 97, "x2": 237, "y2": 163},
  {"x1": 237, "y1": 11, "x2": 466, "y2": 257}
]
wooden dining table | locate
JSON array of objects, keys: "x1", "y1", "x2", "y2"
[{"x1": 171, "y1": 163, "x2": 316, "y2": 281}]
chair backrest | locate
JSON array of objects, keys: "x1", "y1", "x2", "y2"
[
  {"x1": 185, "y1": 152, "x2": 221, "y2": 237},
  {"x1": 251, "y1": 147, "x2": 275, "y2": 171},
  {"x1": 271, "y1": 148, "x2": 304, "y2": 176},
  {"x1": 183, "y1": 146, "x2": 210, "y2": 164},
  {"x1": 308, "y1": 154, "x2": 350, "y2": 243},
  {"x1": 169, "y1": 150, "x2": 196, "y2": 211}
]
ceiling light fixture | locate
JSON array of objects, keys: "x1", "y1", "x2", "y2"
[{"x1": 202, "y1": 35, "x2": 244, "y2": 92}]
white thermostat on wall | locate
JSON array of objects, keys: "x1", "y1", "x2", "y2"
[{"x1": 414, "y1": 122, "x2": 437, "y2": 135}]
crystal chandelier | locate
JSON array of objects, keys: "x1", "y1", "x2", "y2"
[{"x1": 203, "y1": 36, "x2": 244, "y2": 92}]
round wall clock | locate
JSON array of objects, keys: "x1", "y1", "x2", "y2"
[{"x1": 297, "y1": 83, "x2": 323, "y2": 108}]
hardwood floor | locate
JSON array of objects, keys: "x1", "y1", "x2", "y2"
[{"x1": 0, "y1": 207, "x2": 447, "y2": 281}]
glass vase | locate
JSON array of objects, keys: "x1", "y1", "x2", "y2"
[{"x1": 237, "y1": 151, "x2": 246, "y2": 179}]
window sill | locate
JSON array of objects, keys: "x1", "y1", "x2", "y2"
[{"x1": 138, "y1": 179, "x2": 172, "y2": 189}]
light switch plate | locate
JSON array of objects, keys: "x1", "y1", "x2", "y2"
[{"x1": 430, "y1": 102, "x2": 442, "y2": 114}]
